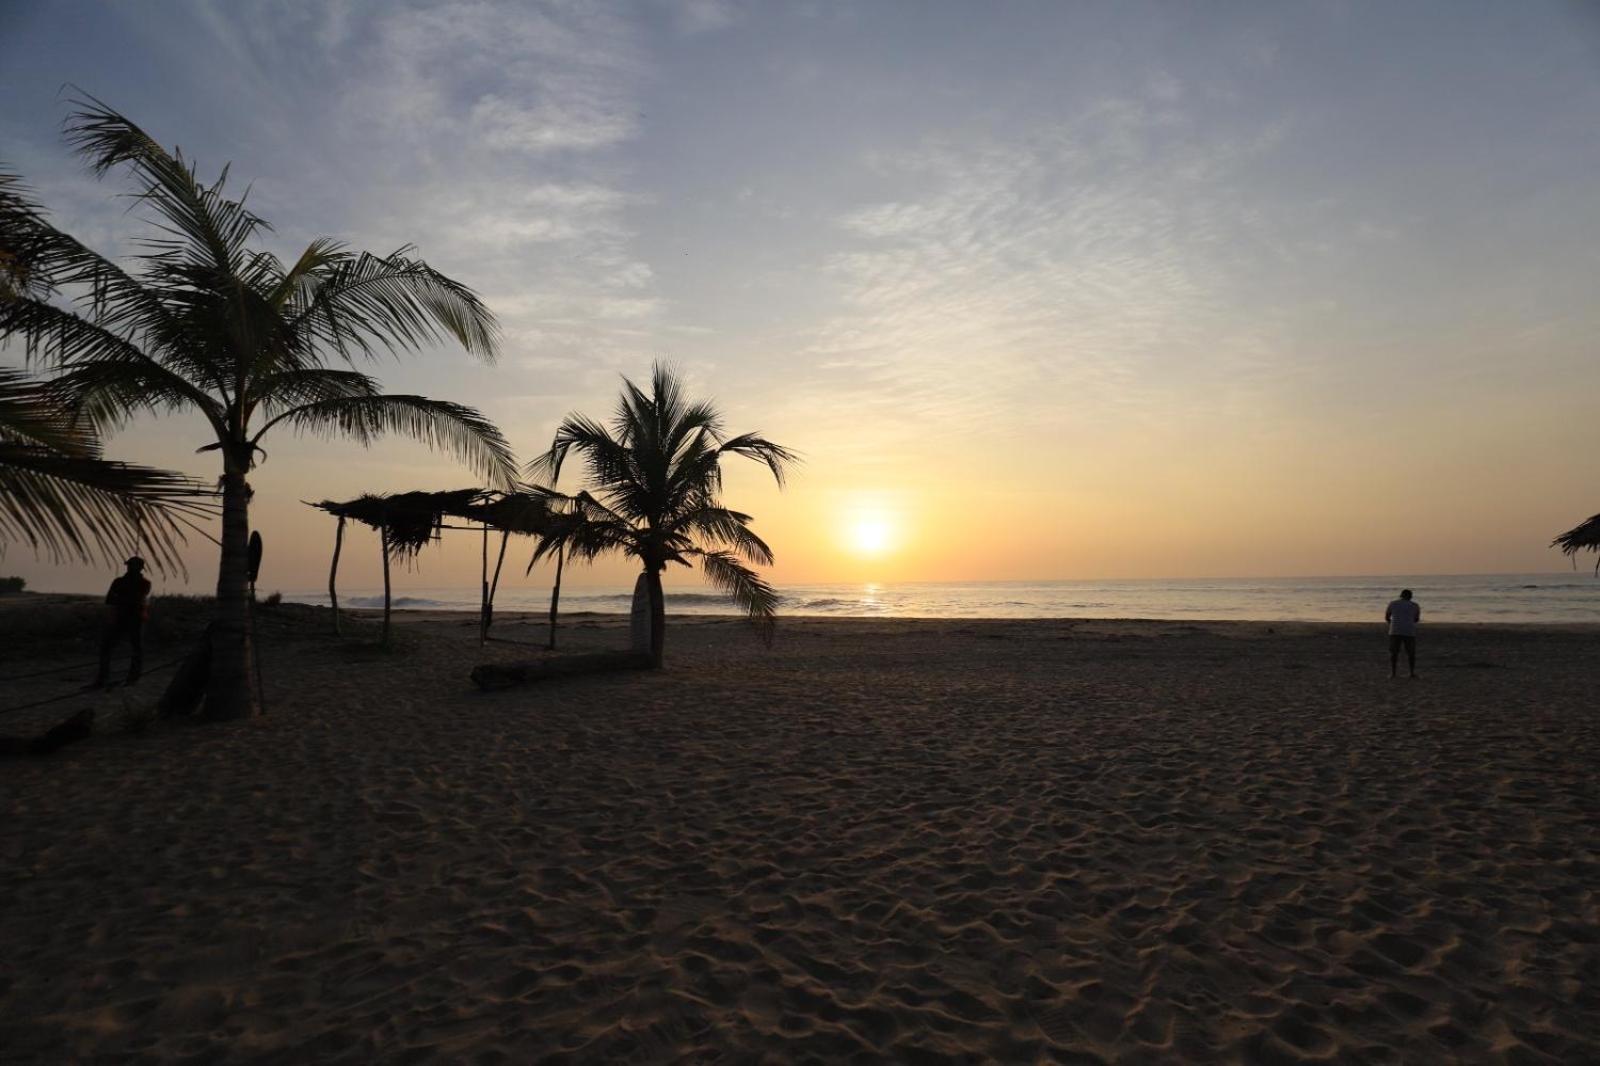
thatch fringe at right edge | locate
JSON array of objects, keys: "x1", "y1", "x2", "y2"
[{"x1": 1552, "y1": 512, "x2": 1600, "y2": 574}]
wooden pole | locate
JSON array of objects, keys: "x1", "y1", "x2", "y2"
[
  {"x1": 479, "y1": 521, "x2": 490, "y2": 645},
  {"x1": 486, "y1": 528, "x2": 509, "y2": 641},
  {"x1": 329, "y1": 516, "x2": 345, "y2": 636},
  {"x1": 380, "y1": 526, "x2": 392, "y2": 647},
  {"x1": 547, "y1": 542, "x2": 564, "y2": 650}
]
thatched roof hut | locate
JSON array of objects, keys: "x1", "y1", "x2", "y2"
[
  {"x1": 308, "y1": 489, "x2": 564, "y2": 644},
  {"x1": 310, "y1": 489, "x2": 486, "y2": 642},
  {"x1": 312, "y1": 488, "x2": 488, "y2": 555},
  {"x1": 1552, "y1": 512, "x2": 1600, "y2": 574},
  {"x1": 457, "y1": 490, "x2": 559, "y2": 535}
]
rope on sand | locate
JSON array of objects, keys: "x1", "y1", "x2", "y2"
[
  {"x1": 0, "y1": 659, "x2": 102, "y2": 683},
  {"x1": 0, "y1": 655, "x2": 184, "y2": 719}
]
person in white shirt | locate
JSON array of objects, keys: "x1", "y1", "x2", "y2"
[{"x1": 1385, "y1": 588, "x2": 1421, "y2": 678}]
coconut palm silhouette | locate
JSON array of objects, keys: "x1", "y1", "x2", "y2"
[
  {"x1": 0, "y1": 99, "x2": 514, "y2": 718},
  {"x1": 528, "y1": 363, "x2": 796, "y2": 667}
]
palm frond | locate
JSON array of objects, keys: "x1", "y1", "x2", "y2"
[
  {"x1": 0, "y1": 366, "x2": 93, "y2": 454},
  {"x1": 1, "y1": 296, "x2": 225, "y2": 433},
  {"x1": 0, "y1": 444, "x2": 215, "y2": 575},
  {"x1": 717, "y1": 431, "x2": 799, "y2": 487},
  {"x1": 0, "y1": 168, "x2": 173, "y2": 339},
  {"x1": 0, "y1": 200, "x2": 224, "y2": 412},
  {"x1": 674, "y1": 504, "x2": 774, "y2": 565},
  {"x1": 530, "y1": 513, "x2": 634, "y2": 571},
  {"x1": 531, "y1": 412, "x2": 634, "y2": 489},
  {"x1": 0, "y1": 171, "x2": 40, "y2": 299},
  {"x1": 42, "y1": 346, "x2": 225, "y2": 436},
  {"x1": 284, "y1": 247, "x2": 500, "y2": 364},
  {"x1": 539, "y1": 520, "x2": 634, "y2": 570},
  {"x1": 253, "y1": 367, "x2": 380, "y2": 418},
  {"x1": 258, "y1": 394, "x2": 518, "y2": 488},
  {"x1": 691, "y1": 548, "x2": 779, "y2": 644},
  {"x1": 65, "y1": 95, "x2": 269, "y2": 276},
  {"x1": 268, "y1": 236, "x2": 346, "y2": 309},
  {"x1": 1, "y1": 292, "x2": 146, "y2": 367},
  {"x1": 0, "y1": 367, "x2": 216, "y2": 574}
]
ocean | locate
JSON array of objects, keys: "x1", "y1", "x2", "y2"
[{"x1": 286, "y1": 573, "x2": 1600, "y2": 625}]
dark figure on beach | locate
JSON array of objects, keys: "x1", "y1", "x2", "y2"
[
  {"x1": 1385, "y1": 588, "x2": 1420, "y2": 678},
  {"x1": 94, "y1": 557, "x2": 150, "y2": 687}
]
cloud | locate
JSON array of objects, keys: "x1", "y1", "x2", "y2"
[
  {"x1": 469, "y1": 93, "x2": 636, "y2": 153},
  {"x1": 244, "y1": 2, "x2": 672, "y2": 394},
  {"x1": 47, "y1": 0, "x2": 674, "y2": 459},
  {"x1": 670, "y1": 0, "x2": 744, "y2": 35},
  {"x1": 328, "y1": 2, "x2": 644, "y2": 155},
  {"x1": 780, "y1": 98, "x2": 1302, "y2": 453}
]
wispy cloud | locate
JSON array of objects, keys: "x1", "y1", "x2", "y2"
[
  {"x1": 469, "y1": 93, "x2": 636, "y2": 154},
  {"x1": 785, "y1": 96, "x2": 1299, "y2": 454},
  {"x1": 263, "y1": 2, "x2": 670, "y2": 402},
  {"x1": 670, "y1": 0, "x2": 744, "y2": 35}
]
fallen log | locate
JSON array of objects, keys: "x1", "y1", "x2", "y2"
[
  {"x1": 0, "y1": 708, "x2": 95, "y2": 757},
  {"x1": 158, "y1": 632, "x2": 212, "y2": 717},
  {"x1": 471, "y1": 651, "x2": 652, "y2": 692}
]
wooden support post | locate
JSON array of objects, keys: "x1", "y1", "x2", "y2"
[
  {"x1": 479, "y1": 522, "x2": 490, "y2": 645},
  {"x1": 486, "y1": 528, "x2": 509, "y2": 641},
  {"x1": 329, "y1": 515, "x2": 345, "y2": 636},
  {"x1": 547, "y1": 543, "x2": 565, "y2": 650},
  {"x1": 380, "y1": 526, "x2": 393, "y2": 647}
]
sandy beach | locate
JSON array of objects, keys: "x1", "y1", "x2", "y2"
[{"x1": 1, "y1": 597, "x2": 1596, "y2": 1063}]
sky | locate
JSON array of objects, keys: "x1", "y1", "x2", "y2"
[{"x1": 3, "y1": 0, "x2": 1599, "y2": 598}]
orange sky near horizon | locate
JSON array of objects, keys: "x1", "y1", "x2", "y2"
[{"x1": 6, "y1": 375, "x2": 1593, "y2": 600}]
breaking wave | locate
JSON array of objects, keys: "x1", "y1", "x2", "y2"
[{"x1": 345, "y1": 596, "x2": 446, "y2": 609}]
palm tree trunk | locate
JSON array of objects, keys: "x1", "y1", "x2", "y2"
[
  {"x1": 329, "y1": 515, "x2": 345, "y2": 636},
  {"x1": 486, "y1": 529, "x2": 509, "y2": 641},
  {"x1": 206, "y1": 460, "x2": 259, "y2": 719},
  {"x1": 629, "y1": 571, "x2": 651, "y2": 654},
  {"x1": 547, "y1": 543, "x2": 564, "y2": 650},
  {"x1": 380, "y1": 526, "x2": 392, "y2": 647},
  {"x1": 646, "y1": 566, "x2": 666, "y2": 668}
]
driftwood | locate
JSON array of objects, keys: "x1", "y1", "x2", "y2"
[
  {"x1": 0, "y1": 708, "x2": 95, "y2": 757},
  {"x1": 471, "y1": 651, "x2": 652, "y2": 692},
  {"x1": 158, "y1": 632, "x2": 212, "y2": 717}
]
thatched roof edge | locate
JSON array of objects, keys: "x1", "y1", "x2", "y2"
[
  {"x1": 306, "y1": 489, "x2": 486, "y2": 554},
  {"x1": 306, "y1": 488, "x2": 573, "y2": 548},
  {"x1": 1552, "y1": 512, "x2": 1600, "y2": 553},
  {"x1": 1552, "y1": 512, "x2": 1600, "y2": 574}
]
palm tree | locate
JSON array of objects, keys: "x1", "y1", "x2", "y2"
[
  {"x1": 1, "y1": 366, "x2": 214, "y2": 573},
  {"x1": 0, "y1": 100, "x2": 515, "y2": 719},
  {"x1": 528, "y1": 363, "x2": 796, "y2": 667}
]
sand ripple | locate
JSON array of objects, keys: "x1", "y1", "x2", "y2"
[{"x1": 2, "y1": 614, "x2": 1597, "y2": 1062}]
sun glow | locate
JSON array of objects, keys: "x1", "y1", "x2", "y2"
[{"x1": 847, "y1": 514, "x2": 895, "y2": 557}]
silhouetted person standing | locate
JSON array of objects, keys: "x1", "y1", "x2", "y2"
[
  {"x1": 95, "y1": 556, "x2": 150, "y2": 687},
  {"x1": 1385, "y1": 588, "x2": 1420, "y2": 678}
]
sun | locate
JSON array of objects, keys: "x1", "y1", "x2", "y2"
[{"x1": 848, "y1": 514, "x2": 895, "y2": 557}]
